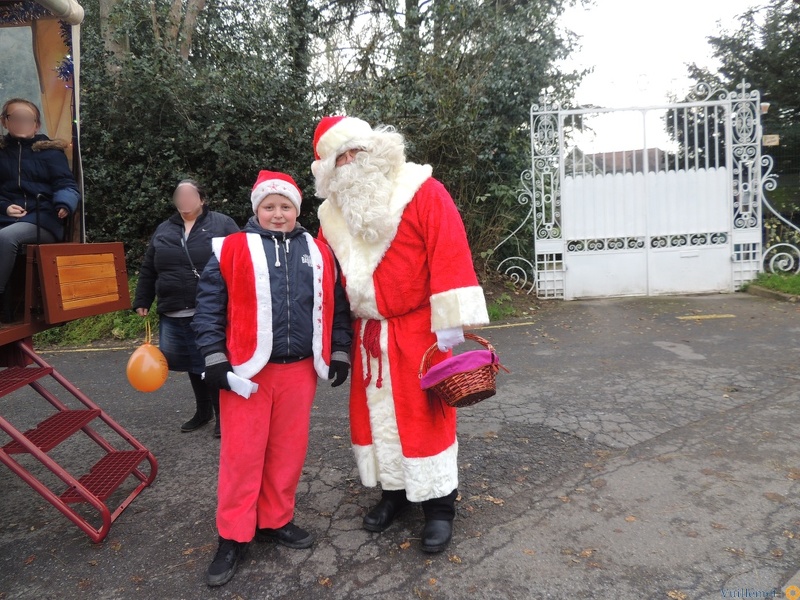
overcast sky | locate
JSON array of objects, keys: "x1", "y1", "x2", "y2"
[
  {"x1": 560, "y1": 0, "x2": 761, "y2": 108},
  {"x1": 555, "y1": 0, "x2": 763, "y2": 151}
]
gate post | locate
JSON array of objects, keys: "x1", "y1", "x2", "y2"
[{"x1": 493, "y1": 96, "x2": 566, "y2": 299}]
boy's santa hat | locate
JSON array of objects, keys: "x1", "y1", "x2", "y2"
[
  {"x1": 313, "y1": 116, "x2": 373, "y2": 161},
  {"x1": 251, "y1": 170, "x2": 302, "y2": 214}
]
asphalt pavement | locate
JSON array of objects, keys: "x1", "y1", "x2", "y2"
[{"x1": 1, "y1": 292, "x2": 799, "y2": 599}]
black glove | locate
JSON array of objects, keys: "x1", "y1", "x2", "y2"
[
  {"x1": 204, "y1": 359, "x2": 233, "y2": 391},
  {"x1": 328, "y1": 360, "x2": 350, "y2": 387}
]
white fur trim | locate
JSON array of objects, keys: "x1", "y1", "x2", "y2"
[
  {"x1": 211, "y1": 237, "x2": 225, "y2": 261},
  {"x1": 361, "y1": 319, "x2": 405, "y2": 489},
  {"x1": 430, "y1": 285, "x2": 491, "y2": 331},
  {"x1": 304, "y1": 232, "x2": 330, "y2": 379},
  {"x1": 403, "y1": 441, "x2": 459, "y2": 502},
  {"x1": 352, "y1": 444, "x2": 378, "y2": 488},
  {"x1": 351, "y1": 318, "x2": 458, "y2": 500},
  {"x1": 316, "y1": 117, "x2": 373, "y2": 161},
  {"x1": 251, "y1": 179, "x2": 302, "y2": 214},
  {"x1": 318, "y1": 162, "x2": 433, "y2": 319},
  {"x1": 231, "y1": 233, "x2": 273, "y2": 379}
]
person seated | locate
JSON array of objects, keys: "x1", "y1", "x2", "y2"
[{"x1": 0, "y1": 97, "x2": 79, "y2": 322}]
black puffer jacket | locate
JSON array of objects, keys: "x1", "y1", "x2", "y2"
[
  {"x1": 192, "y1": 217, "x2": 351, "y2": 361},
  {"x1": 0, "y1": 133, "x2": 80, "y2": 236},
  {"x1": 133, "y1": 207, "x2": 239, "y2": 314}
]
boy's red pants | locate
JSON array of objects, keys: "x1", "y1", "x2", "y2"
[{"x1": 216, "y1": 358, "x2": 317, "y2": 542}]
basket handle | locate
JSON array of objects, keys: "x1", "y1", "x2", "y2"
[{"x1": 418, "y1": 333, "x2": 496, "y2": 378}]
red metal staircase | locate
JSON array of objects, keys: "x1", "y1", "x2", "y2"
[{"x1": 0, "y1": 341, "x2": 157, "y2": 542}]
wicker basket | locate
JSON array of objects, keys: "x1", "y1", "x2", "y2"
[{"x1": 418, "y1": 333, "x2": 507, "y2": 408}]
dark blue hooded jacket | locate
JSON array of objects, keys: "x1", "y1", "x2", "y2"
[
  {"x1": 0, "y1": 133, "x2": 80, "y2": 239},
  {"x1": 192, "y1": 217, "x2": 352, "y2": 363}
]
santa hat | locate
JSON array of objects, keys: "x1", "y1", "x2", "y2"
[
  {"x1": 251, "y1": 170, "x2": 302, "y2": 214},
  {"x1": 313, "y1": 115, "x2": 374, "y2": 161}
]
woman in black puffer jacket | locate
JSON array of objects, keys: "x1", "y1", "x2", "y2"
[{"x1": 133, "y1": 180, "x2": 239, "y2": 437}]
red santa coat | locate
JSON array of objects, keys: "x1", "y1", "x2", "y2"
[
  {"x1": 211, "y1": 231, "x2": 336, "y2": 380},
  {"x1": 318, "y1": 163, "x2": 489, "y2": 502}
]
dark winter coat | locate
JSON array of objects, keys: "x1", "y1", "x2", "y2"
[
  {"x1": 192, "y1": 216, "x2": 352, "y2": 362},
  {"x1": 0, "y1": 133, "x2": 80, "y2": 238},
  {"x1": 133, "y1": 206, "x2": 239, "y2": 314}
]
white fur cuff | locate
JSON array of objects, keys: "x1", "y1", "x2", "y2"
[
  {"x1": 352, "y1": 444, "x2": 378, "y2": 487},
  {"x1": 430, "y1": 286, "x2": 490, "y2": 331}
]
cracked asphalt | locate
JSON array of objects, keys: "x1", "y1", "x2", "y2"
[{"x1": 1, "y1": 293, "x2": 799, "y2": 599}]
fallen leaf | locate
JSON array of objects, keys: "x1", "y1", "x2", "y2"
[
  {"x1": 558, "y1": 496, "x2": 571, "y2": 503},
  {"x1": 783, "y1": 530, "x2": 796, "y2": 539},
  {"x1": 578, "y1": 548, "x2": 594, "y2": 558},
  {"x1": 788, "y1": 469, "x2": 800, "y2": 480},
  {"x1": 448, "y1": 555, "x2": 462, "y2": 564},
  {"x1": 399, "y1": 541, "x2": 411, "y2": 550},
  {"x1": 428, "y1": 578, "x2": 437, "y2": 586},
  {"x1": 485, "y1": 495, "x2": 505, "y2": 506},
  {"x1": 764, "y1": 492, "x2": 787, "y2": 503},
  {"x1": 24, "y1": 555, "x2": 35, "y2": 566},
  {"x1": 523, "y1": 549, "x2": 536, "y2": 555},
  {"x1": 771, "y1": 548, "x2": 784, "y2": 558},
  {"x1": 686, "y1": 531, "x2": 699, "y2": 538},
  {"x1": 725, "y1": 547, "x2": 745, "y2": 557},
  {"x1": 591, "y1": 479, "x2": 607, "y2": 489},
  {"x1": 711, "y1": 522, "x2": 728, "y2": 530},
  {"x1": 624, "y1": 515, "x2": 637, "y2": 522},
  {"x1": 667, "y1": 591, "x2": 688, "y2": 600},
  {"x1": 182, "y1": 548, "x2": 195, "y2": 556},
  {"x1": 319, "y1": 577, "x2": 333, "y2": 588}
]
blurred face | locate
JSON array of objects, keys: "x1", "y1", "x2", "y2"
[
  {"x1": 256, "y1": 194, "x2": 298, "y2": 232},
  {"x1": 173, "y1": 183, "x2": 204, "y2": 219},
  {"x1": 2, "y1": 103, "x2": 39, "y2": 139}
]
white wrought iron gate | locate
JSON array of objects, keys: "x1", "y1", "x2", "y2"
[{"x1": 495, "y1": 82, "x2": 772, "y2": 300}]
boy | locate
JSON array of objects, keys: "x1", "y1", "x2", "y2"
[{"x1": 192, "y1": 170, "x2": 351, "y2": 587}]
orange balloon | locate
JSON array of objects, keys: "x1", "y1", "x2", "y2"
[{"x1": 126, "y1": 343, "x2": 169, "y2": 392}]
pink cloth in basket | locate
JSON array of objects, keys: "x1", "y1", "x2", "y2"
[{"x1": 420, "y1": 350, "x2": 498, "y2": 390}]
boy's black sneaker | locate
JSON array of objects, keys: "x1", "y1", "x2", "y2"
[
  {"x1": 256, "y1": 522, "x2": 314, "y2": 549},
  {"x1": 206, "y1": 537, "x2": 247, "y2": 587}
]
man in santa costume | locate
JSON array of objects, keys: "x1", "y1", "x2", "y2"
[
  {"x1": 311, "y1": 116, "x2": 490, "y2": 553},
  {"x1": 193, "y1": 170, "x2": 352, "y2": 586}
]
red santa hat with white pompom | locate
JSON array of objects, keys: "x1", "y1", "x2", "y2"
[
  {"x1": 313, "y1": 115, "x2": 374, "y2": 161},
  {"x1": 250, "y1": 170, "x2": 303, "y2": 214}
]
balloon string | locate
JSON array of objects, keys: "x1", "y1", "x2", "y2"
[{"x1": 145, "y1": 318, "x2": 151, "y2": 345}]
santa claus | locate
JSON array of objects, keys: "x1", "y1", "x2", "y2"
[{"x1": 311, "y1": 116, "x2": 490, "y2": 552}]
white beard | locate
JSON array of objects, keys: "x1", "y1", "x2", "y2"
[{"x1": 327, "y1": 159, "x2": 396, "y2": 244}]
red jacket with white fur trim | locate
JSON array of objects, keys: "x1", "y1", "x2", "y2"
[
  {"x1": 193, "y1": 227, "x2": 351, "y2": 380},
  {"x1": 318, "y1": 162, "x2": 489, "y2": 503}
]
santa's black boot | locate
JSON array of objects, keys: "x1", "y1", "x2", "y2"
[
  {"x1": 182, "y1": 372, "x2": 213, "y2": 432},
  {"x1": 363, "y1": 489, "x2": 411, "y2": 532},
  {"x1": 420, "y1": 489, "x2": 457, "y2": 553}
]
